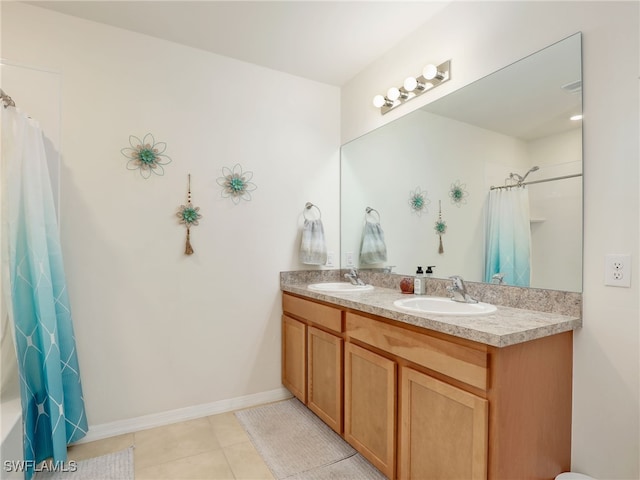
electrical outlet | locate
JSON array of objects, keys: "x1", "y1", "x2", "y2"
[
  {"x1": 346, "y1": 252, "x2": 354, "y2": 267},
  {"x1": 604, "y1": 254, "x2": 631, "y2": 287},
  {"x1": 326, "y1": 251, "x2": 335, "y2": 267}
]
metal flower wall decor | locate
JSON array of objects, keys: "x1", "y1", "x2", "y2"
[
  {"x1": 409, "y1": 187, "x2": 430, "y2": 216},
  {"x1": 449, "y1": 180, "x2": 468, "y2": 207},
  {"x1": 216, "y1": 164, "x2": 257, "y2": 204},
  {"x1": 121, "y1": 133, "x2": 172, "y2": 178}
]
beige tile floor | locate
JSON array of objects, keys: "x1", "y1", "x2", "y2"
[{"x1": 67, "y1": 410, "x2": 275, "y2": 480}]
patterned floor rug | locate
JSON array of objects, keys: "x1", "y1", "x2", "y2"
[
  {"x1": 235, "y1": 398, "x2": 385, "y2": 479},
  {"x1": 34, "y1": 447, "x2": 133, "y2": 480}
]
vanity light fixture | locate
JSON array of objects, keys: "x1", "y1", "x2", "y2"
[{"x1": 372, "y1": 59, "x2": 451, "y2": 115}]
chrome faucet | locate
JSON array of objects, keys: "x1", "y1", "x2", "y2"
[
  {"x1": 491, "y1": 273, "x2": 505, "y2": 285},
  {"x1": 447, "y1": 275, "x2": 478, "y2": 303},
  {"x1": 344, "y1": 268, "x2": 366, "y2": 286}
]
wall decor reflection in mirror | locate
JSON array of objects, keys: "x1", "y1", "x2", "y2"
[{"x1": 341, "y1": 32, "x2": 582, "y2": 292}]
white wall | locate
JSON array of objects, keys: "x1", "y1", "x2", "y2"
[
  {"x1": 343, "y1": 2, "x2": 639, "y2": 478},
  {"x1": 1, "y1": 2, "x2": 340, "y2": 428}
]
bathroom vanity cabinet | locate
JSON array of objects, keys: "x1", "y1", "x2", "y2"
[
  {"x1": 346, "y1": 310, "x2": 489, "y2": 479},
  {"x1": 281, "y1": 292, "x2": 573, "y2": 480},
  {"x1": 282, "y1": 293, "x2": 343, "y2": 433}
]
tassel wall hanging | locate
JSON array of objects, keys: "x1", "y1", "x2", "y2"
[
  {"x1": 434, "y1": 200, "x2": 447, "y2": 254},
  {"x1": 177, "y1": 174, "x2": 202, "y2": 255}
]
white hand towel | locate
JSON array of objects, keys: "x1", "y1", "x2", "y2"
[
  {"x1": 359, "y1": 220, "x2": 387, "y2": 265},
  {"x1": 299, "y1": 218, "x2": 328, "y2": 265}
]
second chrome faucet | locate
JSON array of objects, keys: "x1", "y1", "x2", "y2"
[{"x1": 447, "y1": 275, "x2": 478, "y2": 303}]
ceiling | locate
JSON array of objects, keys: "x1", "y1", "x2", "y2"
[{"x1": 27, "y1": 1, "x2": 450, "y2": 86}]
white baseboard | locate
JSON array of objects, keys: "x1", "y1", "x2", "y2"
[{"x1": 74, "y1": 387, "x2": 292, "y2": 444}]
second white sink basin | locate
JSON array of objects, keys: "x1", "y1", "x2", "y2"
[
  {"x1": 308, "y1": 282, "x2": 374, "y2": 293},
  {"x1": 394, "y1": 296, "x2": 496, "y2": 316}
]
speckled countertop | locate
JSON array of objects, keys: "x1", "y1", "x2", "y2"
[{"x1": 281, "y1": 270, "x2": 582, "y2": 348}]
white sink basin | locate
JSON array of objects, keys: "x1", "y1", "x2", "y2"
[
  {"x1": 393, "y1": 296, "x2": 496, "y2": 316},
  {"x1": 308, "y1": 282, "x2": 374, "y2": 293}
]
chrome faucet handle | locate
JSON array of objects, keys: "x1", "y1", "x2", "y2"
[
  {"x1": 345, "y1": 268, "x2": 366, "y2": 286},
  {"x1": 449, "y1": 275, "x2": 466, "y2": 290}
]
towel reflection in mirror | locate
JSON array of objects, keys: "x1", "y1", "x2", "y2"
[{"x1": 359, "y1": 207, "x2": 387, "y2": 265}]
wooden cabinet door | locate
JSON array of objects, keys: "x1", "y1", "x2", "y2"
[
  {"x1": 307, "y1": 326, "x2": 343, "y2": 434},
  {"x1": 344, "y1": 342, "x2": 396, "y2": 479},
  {"x1": 282, "y1": 315, "x2": 306, "y2": 402},
  {"x1": 399, "y1": 366, "x2": 488, "y2": 480}
]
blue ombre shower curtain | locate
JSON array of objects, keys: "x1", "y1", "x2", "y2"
[
  {"x1": 484, "y1": 187, "x2": 532, "y2": 287},
  {"x1": 2, "y1": 106, "x2": 87, "y2": 479}
]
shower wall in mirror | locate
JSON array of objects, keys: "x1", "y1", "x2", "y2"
[{"x1": 341, "y1": 33, "x2": 582, "y2": 292}]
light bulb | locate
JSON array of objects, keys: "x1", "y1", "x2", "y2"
[
  {"x1": 372, "y1": 95, "x2": 386, "y2": 108},
  {"x1": 387, "y1": 87, "x2": 400, "y2": 101},
  {"x1": 404, "y1": 77, "x2": 418, "y2": 92},
  {"x1": 423, "y1": 64, "x2": 444, "y2": 81}
]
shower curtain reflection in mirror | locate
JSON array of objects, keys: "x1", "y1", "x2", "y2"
[{"x1": 485, "y1": 187, "x2": 531, "y2": 287}]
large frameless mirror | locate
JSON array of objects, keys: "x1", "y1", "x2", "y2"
[{"x1": 341, "y1": 32, "x2": 582, "y2": 292}]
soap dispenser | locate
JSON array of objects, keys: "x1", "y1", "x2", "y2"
[
  {"x1": 414, "y1": 267, "x2": 426, "y2": 295},
  {"x1": 425, "y1": 266, "x2": 435, "y2": 277}
]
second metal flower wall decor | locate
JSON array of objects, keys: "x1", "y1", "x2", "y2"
[
  {"x1": 449, "y1": 180, "x2": 468, "y2": 207},
  {"x1": 216, "y1": 163, "x2": 257, "y2": 204},
  {"x1": 176, "y1": 174, "x2": 202, "y2": 255},
  {"x1": 121, "y1": 133, "x2": 172, "y2": 178}
]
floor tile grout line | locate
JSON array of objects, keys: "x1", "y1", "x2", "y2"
[{"x1": 66, "y1": 405, "x2": 283, "y2": 479}]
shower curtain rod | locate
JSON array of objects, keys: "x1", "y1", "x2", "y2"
[
  {"x1": 1, "y1": 88, "x2": 16, "y2": 108},
  {"x1": 490, "y1": 173, "x2": 582, "y2": 190}
]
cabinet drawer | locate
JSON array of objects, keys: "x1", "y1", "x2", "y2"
[
  {"x1": 283, "y1": 293, "x2": 342, "y2": 333},
  {"x1": 346, "y1": 312, "x2": 488, "y2": 390}
]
